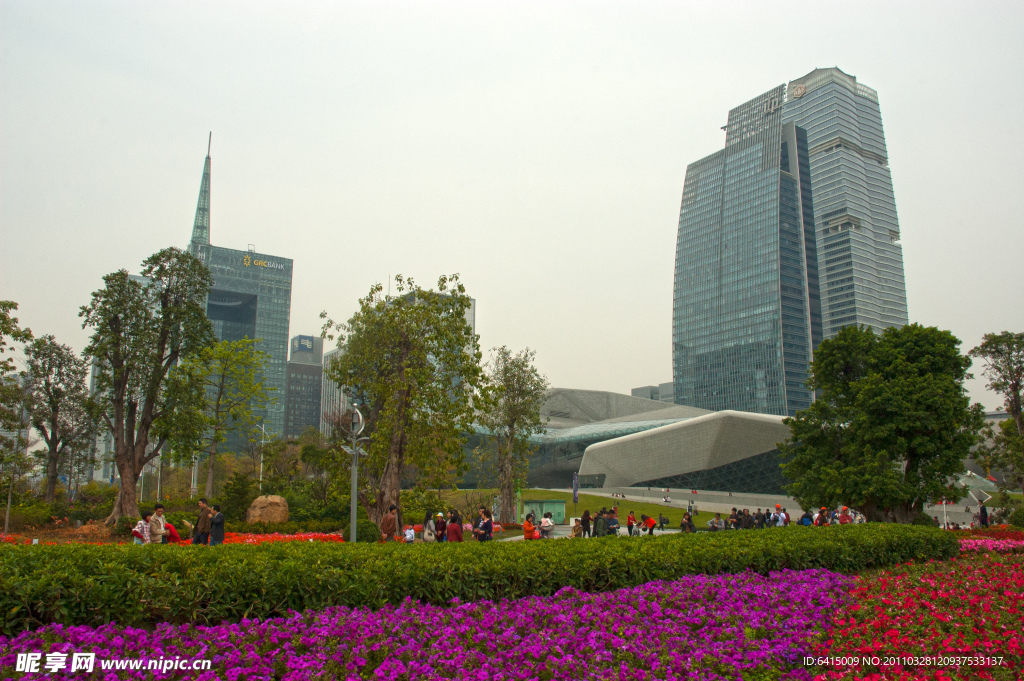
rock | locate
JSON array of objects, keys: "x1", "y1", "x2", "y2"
[{"x1": 246, "y1": 495, "x2": 289, "y2": 524}]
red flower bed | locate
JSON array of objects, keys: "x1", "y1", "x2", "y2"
[
  {"x1": 0, "y1": 534, "x2": 29, "y2": 545},
  {"x1": 814, "y1": 553, "x2": 1024, "y2": 680},
  {"x1": 962, "y1": 528, "x2": 1024, "y2": 542},
  {"x1": 216, "y1": 532, "x2": 345, "y2": 545}
]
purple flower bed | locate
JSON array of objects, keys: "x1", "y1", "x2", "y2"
[{"x1": 1, "y1": 569, "x2": 850, "y2": 680}]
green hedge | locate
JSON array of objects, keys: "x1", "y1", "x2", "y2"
[{"x1": 0, "y1": 524, "x2": 956, "y2": 635}]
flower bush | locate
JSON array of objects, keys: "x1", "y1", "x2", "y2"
[
  {"x1": 0, "y1": 569, "x2": 851, "y2": 680},
  {"x1": 814, "y1": 553, "x2": 1024, "y2": 680},
  {"x1": 0, "y1": 535, "x2": 28, "y2": 545},
  {"x1": 959, "y1": 538, "x2": 1024, "y2": 553},
  {"x1": 0, "y1": 524, "x2": 957, "y2": 635},
  {"x1": 216, "y1": 532, "x2": 345, "y2": 545},
  {"x1": 962, "y1": 528, "x2": 1024, "y2": 541}
]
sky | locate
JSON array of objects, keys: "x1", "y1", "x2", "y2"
[{"x1": 1, "y1": 0, "x2": 1022, "y2": 411}]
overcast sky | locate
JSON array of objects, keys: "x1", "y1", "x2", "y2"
[{"x1": 2, "y1": 1, "x2": 1022, "y2": 410}]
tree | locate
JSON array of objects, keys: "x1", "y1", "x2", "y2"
[
  {"x1": 80, "y1": 248, "x2": 215, "y2": 524},
  {"x1": 780, "y1": 324, "x2": 985, "y2": 523},
  {"x1": 173, "y1": 339, "x2": 273, "y2": 497},
  {"x1": 476, "y1": 346, "x2": 549, "y2": 523},
  {"x1": 322, "y1": 274, "x2": 483, "y2": 526},
  {"x1": 22, "y1": 336, "x2": 98, "y2": 502},
  {"x1": 0, "y1": 301, "x2": 32, "y2": 442},
  {"x1": 970, "y1": 332, "x2": 1024, "y2": 438},
  {"x1": 979, "y1": 418, "x2": 1024, "y2": 495}
]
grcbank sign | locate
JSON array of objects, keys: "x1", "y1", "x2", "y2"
[{"x1": 242, "y1": 254, "x2": 285, "y2": 270}]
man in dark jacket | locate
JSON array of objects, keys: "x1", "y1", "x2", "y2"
[
  {"x1": 593, "y1": 511, "x2": 607, "y2": 537},
  {"x1": 209, "y1": 505, "x2": 225, "y2": 546},
  {"x1": 434, "y1": 512, "x2": 447, "y2": 543},
  {"x1": 193, "y1": 498, "x2": 213, "y2": 545},
  {"x1": 379, "y1": 505, "x2": 399, "y2": 542},
  {"x1": 980, "y1": 504, "x2": 989, "y2": 528}
]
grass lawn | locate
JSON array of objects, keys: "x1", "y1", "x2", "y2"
[{"x1": 440, "y1": 488, "x2": 738, "y2": 528}]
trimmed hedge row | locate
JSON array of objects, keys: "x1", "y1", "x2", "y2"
[{"x1": 0, "y1": 524, "x2": 956, "y2": 635}]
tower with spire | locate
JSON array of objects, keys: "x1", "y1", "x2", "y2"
[
  {"x1": 185, "y1": 135, "x2": 295, "y2": 441},
  {"x1": 191, "y1": 132, "x2": 212, "y2": 247}
]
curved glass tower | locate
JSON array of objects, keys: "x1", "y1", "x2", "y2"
[
  {"x1": 672, "y1": 86, "x2": 820, "y2": 417},
  {"x1": 782, "y1": 67, "x2": 908, "y2": 338}
]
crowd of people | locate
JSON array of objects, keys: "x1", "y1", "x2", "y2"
[
  {"x1": 693, "y1": 504, "x2": 866, "y2": 532},
  {"x1": 378, "y1": 505, "x2": 499, "y2": 543},
  {"x1": 131, "y1": 499, "x2": 225, "y2": 546}
]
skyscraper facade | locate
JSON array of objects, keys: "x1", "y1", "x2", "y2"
[
  {"x1": 319, "y1": 347, "x2": 348, "y2": 439},
  {"x1": 187, "y1": 139, "x2": 294, "y2": 439},
  {"x1": 782, "y1": 68, "x2": 908, "y2": 338},
  {"x1": 672, "y1": 85, "x2": 821, "y2": 417},
  {"x1": 284, "y1": 335, "x2": 323, "y2": 439}
]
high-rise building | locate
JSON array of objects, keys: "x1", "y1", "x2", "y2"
[
  {"x1": 672, "y1": 85, "x2": 820, "y2": 417},
  {"x1": 319, "y1": 347, "x2": 348, "y2": 439},
  {"x1": 782, "y1": 68, "x2": 908, "y2": 338},
  {"x1": 187, "y1": 137, "x2": 294, "y2": 439},
  {"x1": 631, "y1": 382, "x2": 675, "y2": 404},
  {"x1": 284, "y1": 335, "x2": 323, "y2": 439}
]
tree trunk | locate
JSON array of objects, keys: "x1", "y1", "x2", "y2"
[
  {"x1": 105, "y1": 452, "x2": 140, "y2": 524},
  {"x1": 205, "y1": 447, "x2": 216, "y2": 498},
  {"x1": 498, "y1": 440, "x2": 515, "y2": 524},
  {"x1": 44, "y1": 443, "x2": 60, "y2": 504}
]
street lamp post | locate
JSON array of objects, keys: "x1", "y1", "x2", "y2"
[
  {"x1": 258, "y1": 423, "x2": 268, "y2": 494},
  {"x1": 349, "y1": 408, "x2": 365, "y2": 543}
]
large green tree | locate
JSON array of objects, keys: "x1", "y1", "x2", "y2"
[
  {"x1": 22, "y1": 335, "x2": 98, "y2": 502},
  {"x1": 81, "y1": 248, "x2": 215, "y2": 523},
  {"x1": 322, "y1": 274, "x2": 483, "y2": 526},
  {"x1": 0, "y1": 301, "x2": 32, "y2": 442},
  {"x1": 780, "y1": 324, "x2": 985, "y2": 523},
  {"x1": 173, "y1": 338, "x2": 273, "y2": 497},
  {"x1": 476, "y1": 346, "x2": 549, "y2": 523},
  {"x1": 970, "y1": 331, "x2": 1024, "y2": 439}
]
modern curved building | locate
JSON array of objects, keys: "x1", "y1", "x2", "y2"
[{"x1": 578, "y1": 410, "x2": 791, "y2": 495}]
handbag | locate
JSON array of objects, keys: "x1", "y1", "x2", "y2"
[
  {"x1": 532, "y1": 529, "x2": 541, "y2": 540},
  {"x1": 424, "y1": 528, "x2": 435, "y2": 541}
]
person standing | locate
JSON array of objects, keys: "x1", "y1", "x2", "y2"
[
  {"x1": 680, "y1": 512, "x2": 695, "y2": 533},
  {"x1": 473, "y1": 509, "x2": 493, "y2": 542},
  {"x1": 379, "y1": 504, "x2": 399, "y2": 542},
  {"x1": 754, "y1": 509, "x2": 765, "y2": 529},
  {"x1": 150, "y1": 503, "x2": 168, "y2": 544},
  {"x1": 446, "y1": 511, "x2": 464, "y2": 542},
  {"x1": 643, "y1": 514, "x2": 656, "y2": 536},
  {"x1": 193, "y1": 499, "x2": 213, "y2": 545},
  {"x1": 581, "y1": 510, "x2": 592, "y2": 538},
  {"x1": 423, "y1": 512, "x2": 436, "y2": 542},
  {"x1": 133, "y1": 511, "x2": 152, "y2": 544},
  {"x1": 210, "y1": 505, "x2": 225, "y2": 545},
  {"x1": 838, "y1": 507, "x2": 853, "y2": 525},
  {"x1": 814, "y1": 507, "x2": 829, "y2": 527},
  {"x1": 626, "y1": 511, "x2": 636, "y2": 536},
  {"x1": 980, "y1": 503, "x2": 989, "y2": 528},
  {"x1": 593, "y1": 511, "x2": 607, "y2": 537},
  {"x1": 740, "y1": 509, "x2": 754, "y2": 529},
  {"x1": 435, "y1": 512, "x2": 447, "y2": 543}
]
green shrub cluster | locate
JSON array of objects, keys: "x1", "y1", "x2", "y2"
[
  {"x1": 1009, "y1": 507, "x2": 1024, "y2": 528},
  {"x1": 0, "y1": 524, "x2": 956, "y2": 635}
]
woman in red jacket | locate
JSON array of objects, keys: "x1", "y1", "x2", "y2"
[{"x1": 446, "y1": 511, "x2": 464, "y2": 542}]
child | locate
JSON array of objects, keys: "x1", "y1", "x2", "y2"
[{"x1": 132, "y1": 512, "x2": 152, "y2": 544}]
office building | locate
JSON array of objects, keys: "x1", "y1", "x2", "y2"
[
  {"x1": 631, "y1": 382, "x2": 675, "y2": 404},
  {"x1": 319, "y1": 347, "x2": 348, "y2": 438},
  {"x1": 284, "y1": 335, "x2": 323, "y2": 439},
  {"x1": 672, "y1": 85, "x2": 820, "y2": 417},
  {"x1": 782, "y1": 67, "x2": 908, "y2": 338},
  {"x1": 187, "y1": 138, "x2": 294, "y2": 439}
]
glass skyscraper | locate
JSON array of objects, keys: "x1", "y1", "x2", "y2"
[
  {"x1": 187, "y1": 139, "x2": 294, "y2": 439},
  {"x1": 284, "y1": 335, "x2": 323, "y2": 439},
  {"x1": 782, "y1": 68, "x2": 908, "y2": 338},
  {"x1": 672, "y1": 85, "x2": 821, "y2": 417}
]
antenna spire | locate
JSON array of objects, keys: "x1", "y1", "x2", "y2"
[{"x1": 190, "y1": 135, "x2": 212, "y2": 247}]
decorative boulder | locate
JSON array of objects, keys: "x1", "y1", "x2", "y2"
[{"x1": 246, "y1": 495, "x2": 289, "y2": 524}]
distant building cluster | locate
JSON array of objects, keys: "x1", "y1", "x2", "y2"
[{"x1": 83, "y1": 67, "x2": 916, "y2": 496}]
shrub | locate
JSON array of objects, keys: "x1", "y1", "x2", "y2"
[
  {"x1": 911, "y1": 511, "x2": 936, "y2": 526},
  {"x1": 0, "y1": 523, "x2": 956, "y2": 635},
  {"x1": 1009, "y1": 507, "x2": 1024, "y2": 528},
  {"x1": 114, "y1": 516, "x2": 139, "y2": 537},
  {"x1": 343, "y1": 519, "x2": 382, "y2": 544}
]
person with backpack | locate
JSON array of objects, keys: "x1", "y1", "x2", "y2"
[
  {"x1": 593, "y1": 511, "x2": 607, "y2": 537},
  {"x1": 800, "y1": 510, "x2": 813, "y2": 526}
]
